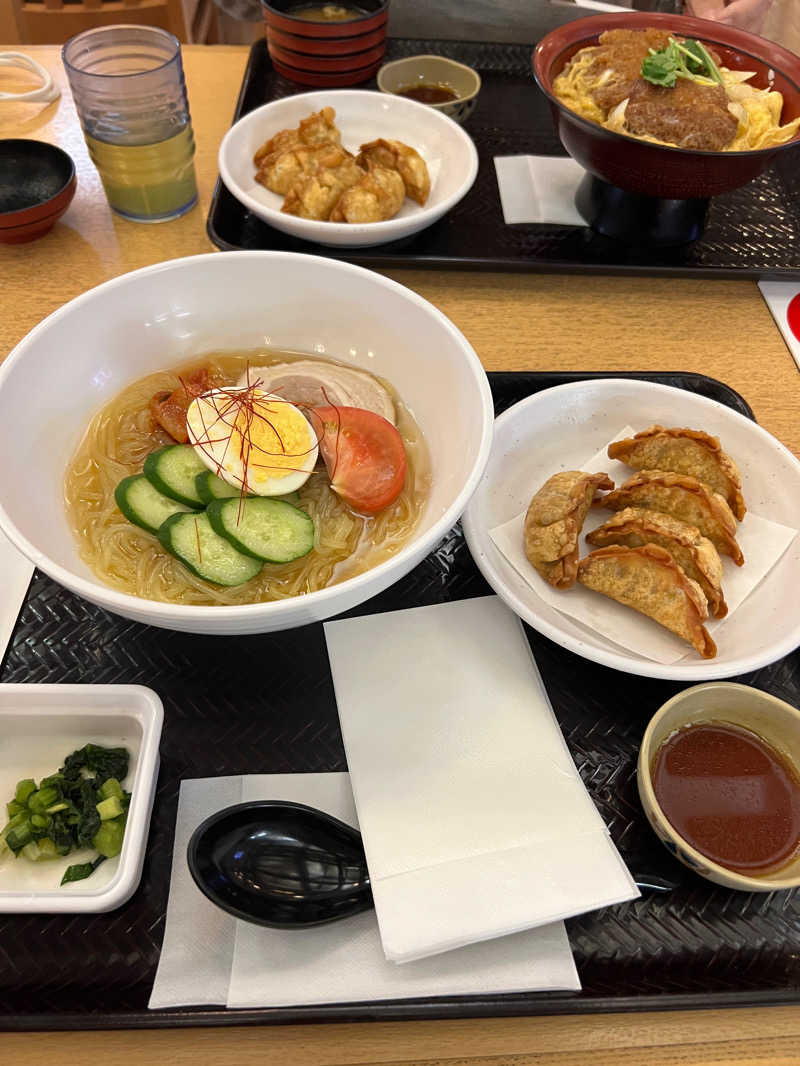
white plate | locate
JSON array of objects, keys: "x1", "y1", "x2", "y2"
[
  {"x1": 218, "y1": 89, "x2": 478, "y2": 247},
  {"x1": 462, "y1": 378, "x2": 800, "y2": 680},
  {"x1": 0, "y1": 685, "x2": 162, "y2": 912}
]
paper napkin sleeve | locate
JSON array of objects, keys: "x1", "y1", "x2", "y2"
[{"x1": 325, "y1": 596, "x2": 638, "y2": 964}]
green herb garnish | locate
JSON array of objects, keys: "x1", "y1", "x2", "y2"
[
  {"x1": 641, "y1": 37, "x2": 724, "y2": 88},
  {"x1": 0, "y1": 744, "x2": 131, "y2": 886}
]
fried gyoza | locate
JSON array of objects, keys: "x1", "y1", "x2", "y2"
[
  {"x1": 608, "y1": 425, "x2": 745, "y2": 520},
  {"x1": 256, "y1": 143, "x2": 355, "y2": 196},
  {"x1": 281, "y1": 155, "x2": 365, "y2": 220},
  {"x1": 253, "y1": 106, "x2": 341, "y2": 170},
  {"x1": 598, "y1": 470, "x2": 743, "y2": 566},
  {"x1": 524, "y1": 470, "x2": 614, "y2": 589},
  {"x1": 329, "y1": 165, "x2": 405, "y2": 223},
  {"x1": 586, "y1": 507, "x2": 727, "y2": 618},
  {"x1": 357, "y1": 138, "x2": 431, "y2": 205},
  {"x1": 577, "y1": 544, "x2": 717, "y2": 659}
]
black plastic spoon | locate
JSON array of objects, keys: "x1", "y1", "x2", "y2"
[
  {"x1": 187, "y1": 801, "x2": 373, "y2": 928},
  {"x1": 187, "y1": 801, "x2": 678, "y2": 930}
]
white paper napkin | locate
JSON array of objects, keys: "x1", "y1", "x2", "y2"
[
  {"x1": 148, "y1": 772, "x2": 580, "y2": 1010},
  {"x1": 490, "y1": 427, "x2": 798, "y2": 665},
  {"x1": 494, "y1": 156, "x2": 585, "y2": 226},
  {"x1": 0, "y1": 528, "x2": 34, "y2": 665},
  {"x1": 759, "y1": 281, "x2": 800, "y2": 371},
  {"x1": 324, "y1": 596, "x2": 637, "y2": 965}
]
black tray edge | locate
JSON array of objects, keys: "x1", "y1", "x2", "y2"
[
  {"x1": 7, "y1": 987, "x2": 800, "y2": 1032},
  {"x1": 205, "y1": 40, "x2": 800, "y2": 281}
]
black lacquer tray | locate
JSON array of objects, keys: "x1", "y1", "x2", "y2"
[
  {"x1": 3, "y1": 372, "x2": 800, "y2": 1033},
  {"x1": 207, "y1": 32, "x2": 800, "y2": 279}
]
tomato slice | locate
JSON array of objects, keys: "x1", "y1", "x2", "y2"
[{"x1": 312, "y1": 405, "x2": 407, "y2": 515}]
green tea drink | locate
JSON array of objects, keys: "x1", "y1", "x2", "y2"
[
  {"x1": 63, "y1": 25, "x2": 198, "y2": 223},
  {"x1": 85, "y1": 125, "x2": 197, "y2": 221}
]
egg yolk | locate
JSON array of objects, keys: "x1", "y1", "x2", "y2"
[{"x1": 233, "y1": 397, "x2": 311, "y2": 484}]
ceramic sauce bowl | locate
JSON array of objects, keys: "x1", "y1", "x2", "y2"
[
  {"x1": 377, "y1": 54, "x2": 481, "y2": 124},
  {"x1": 638, "y1": 682, "x2": 800, "y2": 891}
]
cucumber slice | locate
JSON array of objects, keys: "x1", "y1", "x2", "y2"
[
  {"x1": 115, "y1": 475, "x2": 195, "y2": 536},
  {"x1": 195, "y1": 469, "x2": 244, "y2": 504},
  {"x1": 144, "y1": 445, "x2": 207, "y2": 507},
  {"x1": 207, "y1": 497, "x2": 314, "y2": 564},
  {"x1": 158, "y1": 511, "x2": 263, "y2": 586}
]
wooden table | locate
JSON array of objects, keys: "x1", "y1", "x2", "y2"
[{"x1": 2, "y1": 44, "x2": 800, "y2": 1066}]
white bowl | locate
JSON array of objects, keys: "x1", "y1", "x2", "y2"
[
  {"x1": 638, "y1": 682, "x2": 800, "y2": 891},
  {"x1": 0, "y1": 684, "x2": 162, "y2": 913},
  {"x1": 462, "y1": 378, "x2": 800, "y2": 680},
  {"x1": 218, "y1": 89, "x2": 478, "y2": 248},
  {"x1": 0, "y1": 251, "x2": 493, "y2": 635}
]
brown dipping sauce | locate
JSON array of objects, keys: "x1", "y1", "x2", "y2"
[
  {"x1": 396, "y1": 83, "x2": 458, "y2": 104},
  {"x1": 653, "y1": 721, "x2": 800, "y2": 876}
]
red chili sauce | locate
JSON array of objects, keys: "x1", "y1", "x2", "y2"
[
  {"x1": 652, "y1": 721, "x2": 800, "y2": 875},
  {"x1": 396, "y1": 84, "x2": 458, "y2": 104}
]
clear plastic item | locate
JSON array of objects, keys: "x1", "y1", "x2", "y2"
[
  {"x1": 62, "y1": 25, "x2": 198, "y2": 223},
  {"x1": 0, "y1": 53, "x2": 60, "y2": 103}
]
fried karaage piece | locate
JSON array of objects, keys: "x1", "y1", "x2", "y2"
[
  {"x1": 524, "y1": 470, "x2": 614, "y2": 589},
  {"x1": 253, "y1": 106, "x2": 341, "y2": 173},
  {"x1": 256, "y1": 143, "x2": 356, "y2": 196},
  {"x1": 598, "y1": 470, "x2": 743, "y2": 565},
  {"x1": 625, "y1": 77, "x2": 738, "y2": 151},
  {"x1": 329, "y1": 165, "x2": 405, "y2": 223},
  {"x1": 281, "y1": 154, "x2": 365, "y2": 220},
  {"x1": 608, "y1": 425, "x2": 745, "y2": 520},
  {"x1": 578, "y1": 543, "x2": 717, "y2": 659},
  {"x1": 586, "y1": 507, "x2": 727, "y2": 618},
  {"x1": 357, "y1": 138, "x2": 430, "y2": 205}
]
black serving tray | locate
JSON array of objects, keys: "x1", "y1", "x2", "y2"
[
  {"x1": 3, "y1": 371, "x2": 800, "y2": 1033},
  {"x1": 207, "y1": 33, "x2": 800, "y2": 279}
]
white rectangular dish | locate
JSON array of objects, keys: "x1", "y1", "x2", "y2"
[{"x1": 0, "y1": 684, "x2": 162, "y2": 913}]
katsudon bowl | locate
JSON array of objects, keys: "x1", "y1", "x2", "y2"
[
  {"x1": 533, "y1": 11, "x2": 800, "y2": 201},
  {"x1": 0, "y1": 252, "x2": 493, "y2": 635}
]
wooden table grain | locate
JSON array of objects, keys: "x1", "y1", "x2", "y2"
[{"x1": 1, "y1": 44, "x2": 799, "y2": 1066}]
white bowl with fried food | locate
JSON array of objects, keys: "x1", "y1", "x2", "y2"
[
  {"x1": 462, "y1": 378, "x2": 800, "y2": 681},
  {"x1": 218, "y1": 89, "x2": 478, "y2": 248}
]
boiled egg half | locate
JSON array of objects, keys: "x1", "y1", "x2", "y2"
[{"x1": 186, "y1": 387, "x2": 318, "y2": 496}]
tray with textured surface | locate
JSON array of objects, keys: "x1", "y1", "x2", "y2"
[
  {"x1": 3, "y1": 372, "x2": 800, "y2": 1031},
  {"x1": 207, "y1": 32, "x2": 800, "y2": 279}
]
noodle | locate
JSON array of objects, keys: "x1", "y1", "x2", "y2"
[{"x1": 64, "y1": 351, "x2": 430, "y2": 606}]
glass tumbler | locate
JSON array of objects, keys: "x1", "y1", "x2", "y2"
[{"x1": 63, "y1": 25, "x2": 198, "y2": 223}]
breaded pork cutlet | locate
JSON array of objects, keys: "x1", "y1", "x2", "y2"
[
  {"x1": 625, "y1": 77, "x2": 738, "y2": 150},
  {"x1": 586, "y1": 28, "x2": 672, "y2": 112}
]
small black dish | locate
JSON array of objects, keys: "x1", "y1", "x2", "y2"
[
  {"x1": 0, "y1": 139, "x2": 76, "y2": 243},
  {"x1": 187, "y1": 800, "x2": 373, "y2": 928}
]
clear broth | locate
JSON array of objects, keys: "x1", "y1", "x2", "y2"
[{"x1": 64, "y1": 351, "x2": 430, "y2": 607}]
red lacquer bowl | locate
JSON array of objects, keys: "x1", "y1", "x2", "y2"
[
  {"x1": 533, "y1": 12, "x2": 800, "y2": 200},
  {"x1": 262, "y1": 0, "x2": 389, "y2": 87},
  {"x1": 0, "y1": 139, "x2": 76, "y2": 244}
]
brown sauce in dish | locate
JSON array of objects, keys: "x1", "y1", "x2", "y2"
[
  {"x1": 652, "y1": 722, "x2": 800, "y2": 875},
  {"x1": 396, "y1": 83, "x2": 458, "y2": 104}
]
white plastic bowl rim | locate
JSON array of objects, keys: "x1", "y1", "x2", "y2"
[{"x1": 0, "y1": 252, "x2": 493, "y2": 627}]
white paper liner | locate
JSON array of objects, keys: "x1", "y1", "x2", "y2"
[{"x1": 490, "y1": 427, "x2": 799, "y2": 665}]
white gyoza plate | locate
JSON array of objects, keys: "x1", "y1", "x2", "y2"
[
  {"x1": 462, "y1": 378, "x2": 800, "y2": 681},
  {"x1": 218, "y1": 89, "x2": 478, "y2": 248}
]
